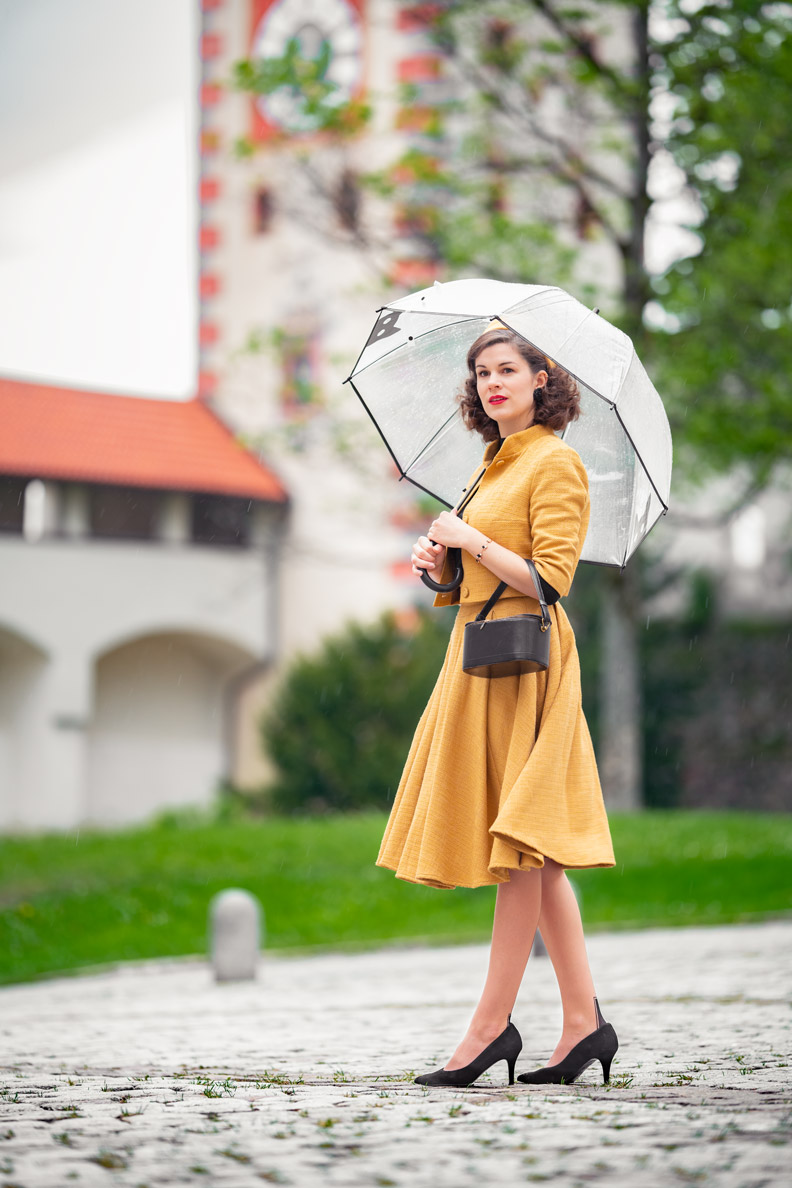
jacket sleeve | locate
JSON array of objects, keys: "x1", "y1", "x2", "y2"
[{"x1": 529, "y1": 446, "x2": 590, "y2": 599}]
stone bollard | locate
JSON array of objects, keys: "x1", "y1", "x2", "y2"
[{"x1": 209, "y1": 889, "x2": 263, "y2": 982}]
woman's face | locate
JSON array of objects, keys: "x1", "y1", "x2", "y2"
[{"x1": 474, "y1": 343, "x2": 546, "y2": 435}]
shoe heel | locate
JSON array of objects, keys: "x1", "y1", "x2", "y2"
[
  {"x1": 601, "y1": 1055, "x2": 613, "y2": 1084},
  {"x1": 507, "y1": 1056, "x2": 517, "y2": 1085}
]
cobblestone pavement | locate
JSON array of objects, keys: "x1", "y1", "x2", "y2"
[{"x1": 1, "y1": 921, "x2": 790, "y2": 1188}]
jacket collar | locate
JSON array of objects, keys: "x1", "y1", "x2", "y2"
[{"x1": 483, "y1": 423, "x2": 555, "y2": 464}]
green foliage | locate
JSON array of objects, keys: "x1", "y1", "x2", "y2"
[
  {"x1": 652, "y1": 2, "x2": 792, "y2": 481},
  {"x1": 262, "y1": 608, "x2": 455, "y2": 813},
  {"x1": 233, "y1": 36, "x2": 370, "y2": 138},
  {"x1": 0, "y1": 810, "x2": 790, "y2": 984}
]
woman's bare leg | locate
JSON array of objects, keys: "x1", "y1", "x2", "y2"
[
  {"x1": 537, "y1": 859, "x2": 598, "y2": 1063},
  {"x1": 445, "y1": 867, "x2": 542, "y2": 1070}
]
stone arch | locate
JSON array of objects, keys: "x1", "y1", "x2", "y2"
[
  {"x1": 85, "y1": 629, "x2": 258, "y2": 826},
  {"x1": 0, "y1": 623, "x2": 49, "y2": 830}
]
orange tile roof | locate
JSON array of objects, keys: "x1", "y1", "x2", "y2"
[{"x1": 0, "y1": 377, "x2": 287, "y2": 503}]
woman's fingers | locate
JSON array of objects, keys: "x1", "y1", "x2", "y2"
[
  {"x1": 411, "y1": 536, "x2": 443, "y2": 575},
  {"x1": 414, "y1": 537, "x2": 440, "y2": 561}
]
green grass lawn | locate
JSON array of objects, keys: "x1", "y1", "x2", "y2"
[{"x1": 1, "y1": 810, "x2": 790, "y2": 986}]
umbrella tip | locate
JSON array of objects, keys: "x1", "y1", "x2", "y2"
[{"x1": 593, "y1": 307, "x2": 600, "y2": 315}]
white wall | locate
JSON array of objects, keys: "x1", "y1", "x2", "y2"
[
  {"x1": 0, "y1": 535, "x2": 278, "y2": 830},
  {"x1": 0, "y1": 0, "x2": 199, "y2": 397},
  {"x1": 0, "y1": 628, "x2": 48, "y2": 830},
  {"x1": 86, "y1": 632, "x2": 250, "y2": 826},
  {"x1": 0, "y1": 536, "x2": 274, "y2": 664}
]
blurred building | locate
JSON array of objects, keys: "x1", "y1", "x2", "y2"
[
  {"x1": 196, "y1": 0, "x2": 448, "y2": 665},
  {"x1": 0, "y1": 378, "x2": 287, "y2": 831},
  {"x1": 650, "y1": 477, "x2": 792, "y2": 622}
]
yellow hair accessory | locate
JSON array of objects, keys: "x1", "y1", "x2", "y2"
[{"x1": 488, "y1": 317, "x2": 557, "y2": 370}]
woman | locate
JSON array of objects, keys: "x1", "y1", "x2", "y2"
[{"x1": 376, "y1": 325, "x2": 618, "y2": 1088}]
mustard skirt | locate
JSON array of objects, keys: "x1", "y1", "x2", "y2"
[{"x1": 376, "y1": 596, "x2": 616, "y2": 889}]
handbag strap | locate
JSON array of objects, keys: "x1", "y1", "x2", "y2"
[{"x1": 474, "y1": 558, "x2": 552, "y2": 630}]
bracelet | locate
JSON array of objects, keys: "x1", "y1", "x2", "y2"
[{"x1": 475, "y1": 536, "x2": 492, "y2": 563}]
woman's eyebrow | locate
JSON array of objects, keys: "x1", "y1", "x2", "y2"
[{"x1": 476, "y1": 357, "x2": 518, "y2": 369}]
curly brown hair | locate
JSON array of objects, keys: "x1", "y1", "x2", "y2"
[{"x1": 459, "y1": 328, "x2": 581, "y2": 442}]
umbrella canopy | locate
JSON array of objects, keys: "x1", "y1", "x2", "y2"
[{"x1": 346, "y1": 278, "x2": 672, "y2": 569}]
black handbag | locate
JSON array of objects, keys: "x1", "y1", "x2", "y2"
[{"x1": 462, "y1": 558, "x2": 551, "y2": 678}]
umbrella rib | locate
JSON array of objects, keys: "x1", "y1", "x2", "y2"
[
  {"x1": 347, "y1": 378, "x2": 411, "y2": 480},
  {"x1": 346, "y1": 328, "x2": 377, "y2": 381},
  {"x1": 579, "y1": 556, "x2": 624, "y2": 572},
  {"x1": 497, "y1": 320, "x2": 614, "y2": 408},
  {"x1": 621, "y1": 500, "x2": 668, "y2": 568},
  {"x1": 348, "y1": 378, "x2": 457, "y2": 510},
  {"x1": 399, "y1": 474, "x2": 454, "y2": 510},
  {"x1": 611, "y1": 406, "x2": 669, "y2": 513},
  {"x1": 346, "y1": 313, "x2": 485, "y2": 380},
  {"x1": 402, "y1": 407, "x2": 461, "y2": 476}
]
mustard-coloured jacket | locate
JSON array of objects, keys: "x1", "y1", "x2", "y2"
[{"x1": 432, "y1": 423, "x2": 590, "y2": 608}]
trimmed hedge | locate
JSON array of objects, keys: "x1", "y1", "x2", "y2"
[{"x1": 262, "y1": 607, "x2": 455, "y2": 813}]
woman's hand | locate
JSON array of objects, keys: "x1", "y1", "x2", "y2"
[
  {"x1": 428, "y1": 510, "x2": 477, "y2": 551},
  {"x1": 411, "y1": 535, "x2": 446, "y2": 577}
]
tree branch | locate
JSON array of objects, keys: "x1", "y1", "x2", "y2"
[{"x1": 530, "y1": 0, "x2": 635, "y2": 102}]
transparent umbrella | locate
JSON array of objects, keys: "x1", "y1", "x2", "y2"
[{"x1": 346, "y1": 278, "x2": 672, "y2": 571}]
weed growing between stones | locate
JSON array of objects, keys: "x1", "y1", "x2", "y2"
[
  {"x1": 89, "y1": 1148, "x2": 128, "y2": 1169},
  {"x1": 253, "y1": 1070, "x2": 304, "y2": 1087},
  {"x1": 605, "y1": 1073, "x2": 634, "y2": 1088},
  {"x1": 117, "y1": 1105, "x2": 146, "y2": 1121},
  {"x1": 217, "y1": 1147, "x2": 251, "y2": 1163},
  {"x1": 194, "y1": 1076, "x2": 236, "y2": 1097}
]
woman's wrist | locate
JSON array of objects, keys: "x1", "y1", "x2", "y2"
[{"x1": 464, "y1": 525, "x2": 491, "y2": 558}]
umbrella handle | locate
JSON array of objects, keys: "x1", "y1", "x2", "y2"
[{"x1": 419, "y1": 546, "x2": 464, "y2": 593}]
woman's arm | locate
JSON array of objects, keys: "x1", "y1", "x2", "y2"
[{"x1": 426, "y1": 514, "x2": 542, "y2": 598}]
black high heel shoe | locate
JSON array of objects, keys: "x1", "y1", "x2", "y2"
[
  {"x1": 414, "y1": 1016, "x2": 523, "y2": 1087},
  {"x1": 517, "y1": 996, "x2": 618, "y2": 1086}
]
